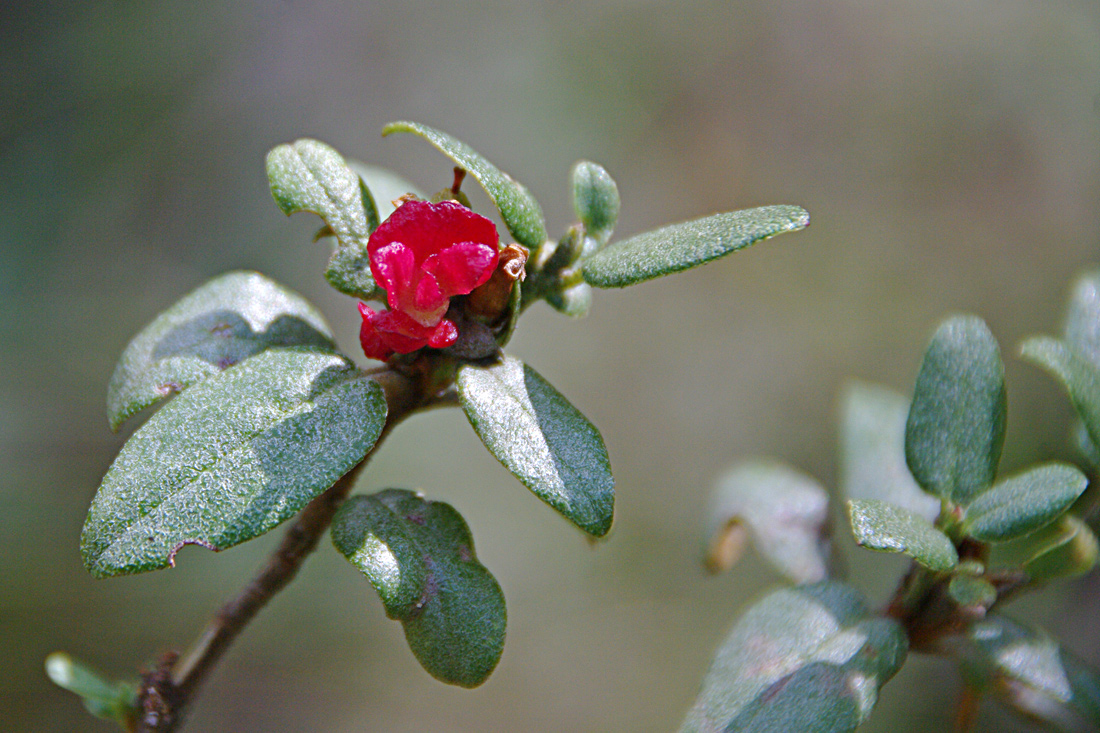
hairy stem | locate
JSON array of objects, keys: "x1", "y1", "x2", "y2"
[{"x1": 135, "y1": 368, "x2": 424, "y2": 732}]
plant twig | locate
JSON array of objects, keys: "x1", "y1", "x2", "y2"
[{"x1": 135, "y1": 368, "x2": 423, "y2": 732}]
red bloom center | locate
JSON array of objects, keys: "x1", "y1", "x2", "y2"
[{"x1": 359, "y1": 199, "x2": 500, "y2": 361}]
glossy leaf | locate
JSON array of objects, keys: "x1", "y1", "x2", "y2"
[
  {"x1": 948, "y1": 615, "x2": 1100, "y2": 730},
  {"x1": 581, "y1": 205, "x2": 809, "y2": 288},
  {"x1": 839, "y1": 381, "x2": 940, "y2": 521},
  {"x1": 990, "y1": 514, "x2": 1099, "y2": 581},
  {"x1": 963, "y1": 463, "x2": 1087, "y2": 542},
  {"x1": 266, "y1": 138, "x2": 380, "y2": 299},
  {"x1": 456, "y1": 355, "x2": 614, "y2": 537},
  {"x1": 348, "y1": 161, "x2": 423, "y2": 223},
  {"x1": 1065, "y1": 269, "x2": 1100, "y2": 369},
  {"x1": 331, "y1": 489, "x2": 506, "y2": 688},
  {"x1": 680, "y1": 582, "x2": 907, "y2": 733},
  {"x1": 848, "y1": 499, "x2": 958, "y2": 572},
  {"x1": 905, "y1": 316, "x2": 1006, "y2": 505},
  {"x1": 705, "y1": 460, "x2": 831, "y2": 584},
  {"x1": 83, "y1": 350, "x2": 387, "y2": 577},
  {"x1": 382, "y1": 121, "x2": 549, "y2": 250},
  {"x1": 45, "y1": 653, "x2": 137, "y2": 723},
  {"x1": 106, "y1": 271, "x2": 335, "y2": 431},
  {"x1": 571, "y1": 160, "x2": 620, "y2": 246},
  {"x1": 1021, "y1": 336, "x2": 1100, "y2": 450}
]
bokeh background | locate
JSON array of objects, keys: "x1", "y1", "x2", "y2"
[{"x1": 3, "y1": 1, "x2": 1099, "y2": 730}]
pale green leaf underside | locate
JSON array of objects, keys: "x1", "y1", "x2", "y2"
[
  {"x1": 331, "y1": 489, "x2": 506, "y2": 688},
  {"x1": 106, "y1": 271, "x2": 335, "y2": 431},
  {"x1": 950, "y1": 615, "x2": 1100, "y2": 729},
  {"x1": 848, "y1": 499, "x2": 958, "y2": 572},
  {"x1": 571, "y1": 160, "x2": 620, "y2": 245},
  {"x1": 382, "y1": 121, "x2": 549, "y2": 250},
  {"x1": 581, "y1": 205, "x2": 809, "y2": 288},
  {"x1": 266, "y1": 138, "x2": 380, "y2": 298},
  {"x1": 45, "y1": 653, "x2": 137, "y2": 722},
  {"x1": 680, "y1": 581, "x2": 907, "y2": 733},
  {"x1": 905, "y1": 315, "x2": 1006, "y2": 506},
  {"x1": 708, "y1": 460, "x2": 830, "y2": 584},
  {"x1": 1021, "y1": 336, "x2": 1100, "y2": 451},
  {"x1": 839, "y1": 381, "x2": 940, "y2": 521},
  {"x1": 83, "y1": 350, "x2": 387, "y2": 577},
  {"x1": 963, "y1": 463, "x2": 1087, "y2": 542},
  {"x1": 456, "y1": 355, "x2": 614, "y2": 537}
]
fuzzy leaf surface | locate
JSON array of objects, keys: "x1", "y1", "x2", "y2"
[
  {"x1": 581, "y1": 205, "x2": 808, "y2": 288},
  {"x1": 840, "y1": 381, "x2": 940, "y2": 520},
  {"x1": 106, "y1": 271, "x2": 335, "y2": 431},
  {"x1": 571, "y1": 160, "x2": 620, "y2": 246},
  {"x1": 267, "y1": 138, "x2": 380, "y2": 298},
  {"x1": 706, "y1": 460, "x2": 831, "y2": 584},
  {"x1": 680, "y1": 581, "x2": 907, "y2": 733},
  {"x1": 947, "y1": 615, "x2": 1100, "y2": 730},
  {"x1": 83, "y1": 350, "x2": 386, "y2": 577},
  {"x1": 905, "y1": 315, "x2": 1006, "y2": 505},
  {"x1": 1021, "y1": 336, "x2": 1100, "y2": 450},
  {"x1": 331, "y1": 489, "x2": 506, "y2": 688},
  {"x1": 382, "y1": 121, "x2": 548, "y2": 250},
  {"x1": 456, "y1": 355, "x2": 613, "y2": 537},
  {"x1": 963, "y1": 463, "x2": 1087, "y2": 542},
  {"x1": 848, "y1": 499, "x2": 958, "y2": 572}
]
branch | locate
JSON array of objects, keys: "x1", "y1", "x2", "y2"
[{"x1": 135, "y1": 368, "x2": 423, "y2": 732}]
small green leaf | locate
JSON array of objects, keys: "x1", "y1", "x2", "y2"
[
  {"x1": 1065, "y1": 269, "x2": 1100, "y2": 369},
  {"x1": 83, "y1": 350, "x2": 387, "y2": 577},
  {"x1": 1021, "y1": 336, "x2": 1100, "y2": 450},
  {"x1": 705, "y1": 460, "x2": 831, "y2": 584},
  {"x1": 948, "y1": 574, "x2": 997, "y2": 609},
  {"x1": 905, "y1": 315, "x2": 1006, "y2": 505},
  {"x1": 848, "y1": 499, "x2": 958, "y2": 572},
  {"x1": 331, "y1": 490, "x2": 506, "y2": 688},
  {"x1": 347, "y1": 161, "x2": 424, "y2": 223},
  {"x1": 948, "y1": 615, "x2": 1100, "y2": 730},
  {"x1": 266, "y1": 139, "x2": 381, "y2": 299},
  {"x1": 106, "y1": 271, "x2": 335, "y2": 431},
  {"x1": 581, "y1": 205, "x2": 809, "y2": 288},
  {"x1": 571, "y1": 160, "x2": 620, "y2": 246},
  {"x1": 991, "y1": 514, "x2": 1099, "y2": 581},
  {"x1": 456, "y1": 355, "x2": 614, "y2": 537},
  {"x1": 680, "y1": 582, "x2": 907, "y2": 733},
  {"x1": 963, "y1": 463, "x2": 1087, "y2": 542},
  {"x1": 46, "y1": 653, "x2": 138, "y2": 723},
  {"x1": 839, "y1": 381, "x2": 940, "y2": 521},
  {"x1": 382, "y1": 121, "x2": 549, "y2": 250},
  {"x1": 545, "y1": 282, "x2": 593, "y2": 318}
]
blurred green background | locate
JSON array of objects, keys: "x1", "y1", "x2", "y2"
[{"x1": 3, "y1": 1, "x2": 1099, "y2": 730}]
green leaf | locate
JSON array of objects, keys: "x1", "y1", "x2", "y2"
[
  {"x1": 581, "y1": 205, "x2": 809, "y2": 288},
  {"x1": 1021, "y1": 336, "x2": 1100, "y2": 450},
  {"x1": 571, "y1": 160, "x2": 620, "y2": 246},
  {"x1": 839, "y1": 381, "x2": 940, "y2": 521},
  {"x1": 456, "y1": 355, "x2": 614, "y2": 537},
  {"x1": 106, "y1": 271, "x2": 336, "y2": 431},
  {"x1": 82, "y1": 350, "x2": 387, "y2": 577},
  {"x1": 848, "y1": 499, "x2": 958, "y2": 571},
  {"x1": 991, "y1": 514, "x2": 1099, "y2": 581},
  {"x1": 46, "y1": 653, "x2": 137, "y2": 723},
  {"x1": 963, "y1": 463, "x2": 1087, "y2": 542},
  {"x1": 1065, "y1": 269, "x2": 1100, "y2": 369},
  {"x1": 331, "y1": 489, "x2": 506, "y2": 688},
  {"x1": 382, "y1": 121, "x2": 549, "y2": 250},
  {"x1": 948, "y1": 574, "x2": 997, "y2": 609},
  {"x1": 947, "y1": 615, "x2": 1100, "y2": 730},
  {"x1": 545, "y1": 282, "x2": 593, "y2": 319},
  {"x1": 680, "y1": 582, "x2": 907, "y2": 733},
  {"x1": 347, "y1": 161, "x2": 423, "y2": 223},
  {"x1": 266, "y1": 139, "x2": 381, "y2": 299},
  {"x1": 705, "y1": 460, "x2": 831, "y2": 584},
  {"x1": 905, "y1": 315, "x2": 1006, "y2": 505}
]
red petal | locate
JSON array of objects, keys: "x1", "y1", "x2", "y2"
[
  {"x1": 358, "y1": 304, "x2": 395, "y2": 361},
  {"x1": 370, "y1": 242, "x2": 416, "y2": 310},
  {"x1": 410, "y1": 271, "x2": 448, "y2": 324},
  {"x1": 371, "y1": 309, "x2": 434, "y2": 354},
  {"x1": 427, "y1": 318, "x2": 459, "y2": 349},
  {"x1": 368, "y1": 199, "x2": 499, "y2": 264},
  {"x1": 422, "y1": 242, "x2": 499, "y2": 298}
]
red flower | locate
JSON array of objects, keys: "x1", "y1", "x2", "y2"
[{"x1": 359, "y1": 200, "x2": 500, "y2": 360}]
